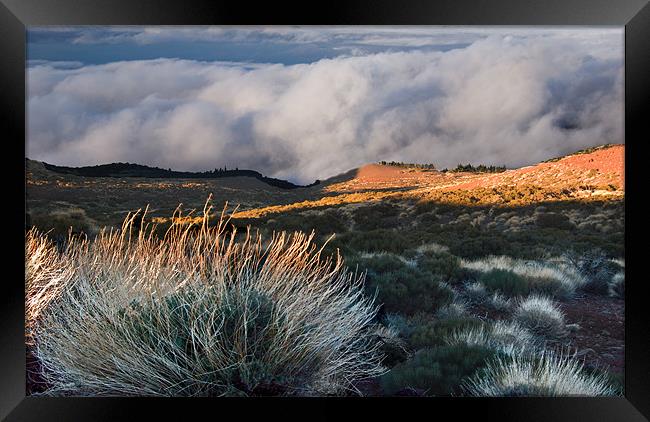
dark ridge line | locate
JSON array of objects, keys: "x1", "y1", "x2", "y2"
[{"x1": 30, "y1": 159, "x2": 321, "y2": 190}]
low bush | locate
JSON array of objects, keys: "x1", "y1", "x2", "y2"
[
  {"x1": 566, "y1": 251, "x2": 622, "y2": 295},
  {"x1": 513, "y1": 295, "x2": 567, "y2": 341},
  {"x1": 417, "y1": 251, "x2": 463, "y2": 283},
  {"x1": 265, "y1": 209, "x2": 349, "y2": 237},
  {"x1": 462, "y1": 282, "x2": 489, "y2": 305},
  {"x1": 369, "y1": 267, "x2": 453, "y2": 315},
  {"x1": 349, "y1": 255, "x2": 453, "y2": 316},
  {"x1": 463, "y1": 352, "x2": 618, "y2": 396},
  {"x1": 402, "y1": 316, "x2": 485, "y2": 350},
  {"x1": 30, "y1": 207, "x2": 98, "y2": 240},
  {"x1": 608, "y1": 272, "x2": 624, "y2": 299},
  {"x1": 462, "y1": 255, "x2": 585, "y2": 299},
  {"x1": 486, "y1": 293, "x2": 513, "y2": 312},
  {"x1": 479, "y1": 269, "x2": 530, "y2": 297},
  {"x1": 371, "y1": 325, "x2": 410, "y2": 367},
  {"x1": 28, "y1": 202, "x2": 385, "y2": 396},
  {"x1": 380, "y1": 345, "x2": 498, "y2": 396},
  {"x1": 446, "y1": 321, "x2": 537, "y2": 356}
]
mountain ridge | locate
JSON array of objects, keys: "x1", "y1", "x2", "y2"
[{"x1": 25, "y1": 158, "x2": 320, "y2": 190}]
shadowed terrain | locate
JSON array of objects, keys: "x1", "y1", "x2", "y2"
[{"x1": 25, "y1": 143, "x2": 625, "y2": 397}]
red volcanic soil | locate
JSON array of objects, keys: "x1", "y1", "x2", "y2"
[
  {"x1": 445, "y1": 144, "x2": 625, "y2": 192},
  {"x1": 355, "y1": 164, "x2": 434, "y2": 183},
  {"x1": 325, "y1": 145, "x2": 624, "y2": 196},
  {"x1": 559, "y1": 145, "x2": 624, "y2": 175}
]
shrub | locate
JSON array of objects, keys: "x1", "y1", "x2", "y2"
[
  {"x1": 435, "y1": 301, "x2": 469, "y2": 320},
  {"x1": 461, "y1": 255, "x2": 585, "y2": 299},
  {"x1": 479, "y1": 269, "x2": 530, "y2": 297},
  {"x1": 567, "y1": 251, "x2": 622, "y2": 295},
  {"x1": 350, "y1": 255, "x2": 453, "y2": 316},
  {"x1": 449, "y1": 236, "x2": 513, "y2": 259},
  {"x1": 462, "y1": 282, "x2": 489, "y2": 305},
  {"x1": 513, "y1": 295, "x2": 567, "y2": 341},
  {"x1": 463, "y1": 352, "x2": 618, "y2": 396},
  {"x1": 28, "y1": 201, "x2": 385, "y2": 396},
  {"x1": 446, "y1": 321, "x2": 537, "y2": 356},
  {"x1": 369, "y1": 267, "x2": 453, "y2": 315},
  {"x1": 486, "y1": 293, "x2": 512, "y2": 312},
  {"x1": 370, "y1": 325, "x2": 410, "y2": 367},
  {"x1": 380, "y1": 345, "x2": 498, "y2": 396},
  {"x1": 266, "y1": 209, "x2": 348, "y2": 237},
  {"x1": 347, "y1": 253, "x2": 406, "y2": 276},
  {"x1": 417, "y1": 251, "x2": 463, "y2": 283},
  {"x1": 608, "y1": 272, "x2": 624, "y2": 299},
  {"x1": 30, "y1": 207, "x2": 98, "y2": 240},
  {"x1": 401, "y1": 315, "x2": 485, "y2": 350}
]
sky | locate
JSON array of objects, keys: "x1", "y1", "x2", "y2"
[{"x1": 27, "y1": 26, "x2": 624, "y2": 184}]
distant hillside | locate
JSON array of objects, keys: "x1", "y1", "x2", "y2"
[{"x1": 30, "y1": 160, "x2": 319, "y2": 190}]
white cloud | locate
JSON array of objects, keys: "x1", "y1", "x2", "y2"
[{"x1": 27, "y1": 30, "x2": 623, "y2": 184}]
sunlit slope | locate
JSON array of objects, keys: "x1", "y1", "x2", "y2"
[{"x1": 233, "y1": 144, "x2": 624, "y2": 218}]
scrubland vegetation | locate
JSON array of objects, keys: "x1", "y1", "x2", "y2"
[{"x1": 25, "y1": 145, "x2": 624, "y2": 397}]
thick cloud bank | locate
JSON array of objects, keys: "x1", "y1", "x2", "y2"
[{"x1": 28, "y1": 32, "x2": 623, "y2": 184}]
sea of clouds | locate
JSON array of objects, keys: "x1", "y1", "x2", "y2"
[{"x1": 27, "y1": 28, "x2": 623, "y2": 184}]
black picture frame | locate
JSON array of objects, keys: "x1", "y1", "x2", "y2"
[{"x1": 2, "y1": 0, "x2": 649, "y2": 420}]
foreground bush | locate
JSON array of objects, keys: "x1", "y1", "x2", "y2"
[
  {"x1": 463, "y1": 352, "x2": 617, "y2": 396},
  {"x1": 380, "y1": 345, "x2": 497, "y2": 396},
  {"x1": 27, "y1": 202, "x2": 385, "y2": 396}
]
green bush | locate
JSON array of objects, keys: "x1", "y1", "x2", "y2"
[
  {"x1": 380, "y1": 345, "x2": 498, "y2": 396},
  {"x1": 348, "y1": 255, "x2": 453, "y2": 315},
  {"x1": 417, "y1": 251, "x2": 463, "y2": 283},
  {"x1": 608, "y1": 272, "x2": 624, "y2": 299},
  {"x1": 370, "y1": 267, "x2": 453, "y2": 315},
  {"x1": 406, "y1": 317, "x2": 485, "y2": 350},
  {"x1": 479, "y1": 269, "x2": 530, "y2": 297}
]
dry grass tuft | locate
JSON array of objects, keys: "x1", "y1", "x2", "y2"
[
  {"x1": 27, "y1": 198, "x2": 385, "y2": 396},
  {"x1": 462, "y1": 351, "x2": 617, "y2": 396},
  {"x1": 460, "y1": 255, "x2": 586, "y2": 299}
]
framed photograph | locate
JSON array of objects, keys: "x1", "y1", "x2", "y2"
[{"x1": 2, "y1": 0, "x2": 649, "y2": 420}]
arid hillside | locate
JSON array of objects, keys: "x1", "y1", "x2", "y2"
[{"x1": 25, "y1": 143, "x2": 626, "y2": 397}]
